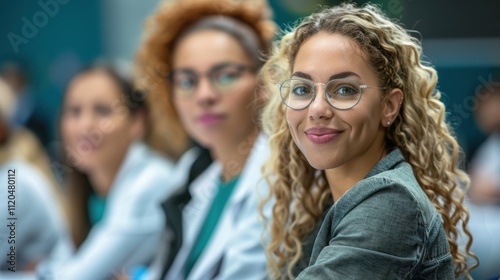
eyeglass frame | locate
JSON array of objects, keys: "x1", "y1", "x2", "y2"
[
  {"x1": 275, "y1": 77, "x2": 387, "y2": 110},
  {"x1": 168, "y1": 62, "x2": 256, "y2": 98}
]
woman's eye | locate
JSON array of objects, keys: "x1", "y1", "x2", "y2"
[
  {"x1": 213, "y1": 66, "x2": 243, "y2": 88},
  {"x1": 215, "y1": 72, "x2": 239, "y2": 87},
  {"x1": 95, "y1": 105, "x2": 111, "y2": 116},
  {"x1": 176, "y1": 77, "x2": 196, "y2": 89},
  {"x1": 172, "y1": 72, "x2": 197, "y2": 90},
  {"x1": 335, "y1": 85, "x2": 358, "y2": 96},
  {"x1": 292, "y1": 85, "x2": 311, "y2": 96},
  {"x1": 64, "y1": 105, "x2": 80, "y2": 117}
]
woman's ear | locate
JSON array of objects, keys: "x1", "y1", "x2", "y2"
[{"x1": 381, "y1": 88, "x2": 403, "y2": 127}]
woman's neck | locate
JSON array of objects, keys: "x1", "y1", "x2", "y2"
[
  {"x1": 211, "y1": 129, "x2": 259, "y2": 182},
  {"x1": 87, "y1": 161, "x2": 122, "y2": 197},
  {"x1": 325, "y1": 144, "x2": 387, "y2": 203}
]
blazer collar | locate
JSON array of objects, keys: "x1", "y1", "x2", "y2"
[{"x1": 365, "y1": 148, "x2": 405, "y2": 179}]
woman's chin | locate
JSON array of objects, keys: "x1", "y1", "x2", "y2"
[
  {"x1": 306, "y1": 156, "x2": 340, "y2": 171},
  {"x1": 192, "y1": 134, "x2": 223, "y2": 149},
  {"x1": 72, "y1": 158, "x2": 97, "y2": 174}
]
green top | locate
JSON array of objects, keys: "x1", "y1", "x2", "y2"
[
  {"x1": 88, "y1": 192, "x2": 106, "y2": 226},
  {"x1": 184, "y1": 175, "x2": 240, "y2": 278}
]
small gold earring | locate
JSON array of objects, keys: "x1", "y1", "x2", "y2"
[{"x1": 387, "y1": 121, "x2": 390, "y2": 126}]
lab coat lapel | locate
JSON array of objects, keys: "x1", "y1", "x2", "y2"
[
  {"x1": 165, "y1": 162, "x2": 221, "y2": 280},
  {"x1": 187, "y1": 134, "x2": 269, "y2": 280}
]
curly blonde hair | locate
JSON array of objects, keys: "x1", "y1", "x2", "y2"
[
  {"x1": 134, "y1": 0, "x2": 276, "y2": 158},
  {"x1": 260, "y1": 3, "x2": 477, "y2": 279}
]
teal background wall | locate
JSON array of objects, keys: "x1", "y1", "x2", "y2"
[{"x1": 1, "y1": 0, "x2": 103, "y2": 140}]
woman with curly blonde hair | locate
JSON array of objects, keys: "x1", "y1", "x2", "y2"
[
  {"x1": 260, "y1": 3, "x2": 477, "y2": 279},
  {"x1": 134, "y1": 0, "x2": 276, "y2": 279}
]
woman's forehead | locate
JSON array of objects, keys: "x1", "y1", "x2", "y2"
[
  {"x1": 292, "y1": 32, "x2": 375, "y2": 82},
  {"x1": 172, "y1": 30, "x2": 253, "y2": 70}
]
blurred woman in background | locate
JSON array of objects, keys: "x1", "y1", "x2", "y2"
[
  {"x1": 134, "y1": 0, "x2": 276, "y2": 279},
  {"x1": 466, "y1": 78, "x2": 500, "y2": 279},
  {"x1": 36, "y1": 61, "x2": 178, "y2": 280},
  {"x1": 0, "y1": 78, "x2": 69, "y2": 278}
]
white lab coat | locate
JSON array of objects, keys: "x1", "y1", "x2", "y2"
[
  {"x1": 36, "y1": 141, "x2": 176, "y2": 280},
  {"x1": 0, "y1": 160, "x2": 70, "y2": 277},
  {"x1": 145, "y1": 133, "x2": 271, "y2": 280}
]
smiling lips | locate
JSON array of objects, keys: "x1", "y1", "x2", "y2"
[
  {"x1": 77, "y1": 138, "x2": 97, "y2": 153},
  {"x1": 305, "y1": 127, "x2": 342, "y2": 144},
  {"x1": 198, "y1": 113, "x2": 226, "y2": 125}
]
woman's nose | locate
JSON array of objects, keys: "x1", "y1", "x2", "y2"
[
  {"x1": 308, "y1": 85, "x2": 334, "y2": 120},
  {"x1": 76, "y1": 110, "x2": 97, "y2": 131},
  {"x1": 194, "y1": 77, "x2": 219, "y2": 106}
]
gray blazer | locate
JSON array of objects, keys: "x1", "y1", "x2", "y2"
[{"x1": 295, "y1": 149, "x2": 454, "y2": 280}]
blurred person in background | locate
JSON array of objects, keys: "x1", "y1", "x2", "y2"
[
  {"x1": 133, "y1": 0, "x2": 276, "y2": 279},
  {"x1": 0, "y1": 61, "x2": 51, "y2": 150},
  {"x1": 36, "y1": 61, "x2": 179, "y2": 280},
  {"x1": 465, "y1": 76, "x2": 500, "y2": 280},
  {"x1": 0, "y1": 77, "x2": 71, "y2": 278},
  {"x1": 468, "y1": 78, "x2": 500, "y2": 204}
]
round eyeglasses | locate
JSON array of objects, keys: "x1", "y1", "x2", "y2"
[
  {"x1": 169, "y1": 63, "x2": 255, "y2": 98},
  {"x1": 276, "y1": 78, "x2": 386, "y2": 110}
]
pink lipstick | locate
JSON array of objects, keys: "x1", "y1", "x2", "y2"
[
  {"x1": 305, "y1": 127, "x2": 342, "y2": 144},
  {"x1": 198, "y1": 113, "x2": 225, "y2": 125}
]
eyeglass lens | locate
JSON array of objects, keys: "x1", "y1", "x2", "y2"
[
  {"x1": 280, "y1": 78, "x2": 362, "y2": 109},
  {"x1": 170, "y1": 63, "x2": 250, "y2": 97}
]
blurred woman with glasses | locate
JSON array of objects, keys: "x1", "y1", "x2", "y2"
[
  {"x1": 134, "y1": 0, "x2": 276, "y2": 279},
  {"x1": 260, "y1": 3, "x2": 477, "y2": 279}
]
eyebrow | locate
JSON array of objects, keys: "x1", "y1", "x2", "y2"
[{"x1": 291, "y1": 71, "x2": 361, "y2": 81}]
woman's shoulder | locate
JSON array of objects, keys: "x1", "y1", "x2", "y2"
[
  {"x1": 0, "y1": 159, "x2": 67, "y2": 235},
  {"x1": 305, "y1": 164, "x2": 452, "y2": 280},
  {"x1": 108, "y1": 142, "x2": 180, "y2": 203},
  {"x1": 334, "y1": 162, "x2": 439, "y2": 231},
  {"x1": 119, "y1": 142, "x2": 175, "y2": 181},
  {"x1": 364, "y1": 161, "x2": 426, "y2": 203},
  {"x1": 0, "y1": 159, "x2": 55, "y2": 201},
  {"x1": 139, "y1": 143, "x2": 176, "y2": 173},
  {"x1": 312, "y1": 171, "x2": 439, "y2": 261}
]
